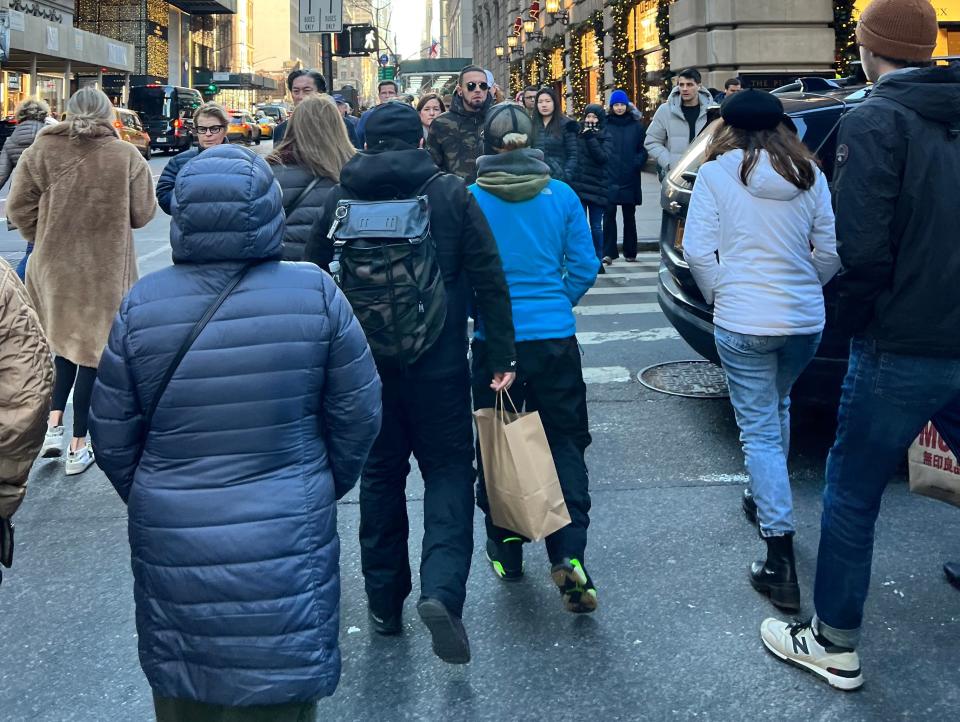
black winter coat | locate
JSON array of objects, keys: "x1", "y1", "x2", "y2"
[
  {"x1": 532, "y1": 117, "x2": 578, "y2": 182},
  {"x1": 832, "y1": 63, "x2": 960, "y2": 357},
  {"x1": 304, "y1": 148, "x2": 517, "y2": 377},
  {"x1": 605, "y1": 112, "x2": 648, "y2": 205},
  {"x1": 570, "y1": 109, "x2": 611, "y2": 206},
  {"x1": 270, "y1": 163, "x2": 335, "y2": 261}
]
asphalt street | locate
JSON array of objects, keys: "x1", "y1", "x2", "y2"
[{"x1": 0, "y1": 143, "x2": 957, "y2": 721}]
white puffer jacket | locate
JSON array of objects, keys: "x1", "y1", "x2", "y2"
[{"x1": 683, "y1": 150, "x2": 841, "y2": 336}]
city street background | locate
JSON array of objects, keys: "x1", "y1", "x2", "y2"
[{"x1": 0, "y1": 144, "x2": 957, "y2": 721}]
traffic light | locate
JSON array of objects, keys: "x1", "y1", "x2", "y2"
[{"x1": 206, "y1": 82, "x2": 219, "y2": 95}]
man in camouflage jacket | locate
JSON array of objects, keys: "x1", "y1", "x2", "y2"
[{"x1": 427, "y1": 65, "x2": 493, "y2": 184}]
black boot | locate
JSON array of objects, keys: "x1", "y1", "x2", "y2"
[
  {"x1": 945, "y1": 561, "x2": 960, "y2": 590},
  {"x1": 741, "y1": 487, "x2": 758, "y2": 525},
  {"x1": 750, "y1": 533, "x2": 800, "y2": 612}
]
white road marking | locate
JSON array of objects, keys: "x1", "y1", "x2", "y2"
[
  {"x1": 137, "y1": 245, "x2": 171, "y2": 264},
  {"x1": 577, "y1": 327, "x2": 679, "y2": 345},
  {"x1": 581, "y1": 366, "x2": 632, "y2": 384},
  {"x1": 574, "y1": 303, "x2": 660, "y2": 316},
  {"x1": 598, "y1": 271, "x2": 659, "y2": 280},
  {"x1": 697, "y1": 473, "x2": 749, "y2": 484},
  {"x1": 585, "y1": 284, "x2": 657, "y2": 296}
]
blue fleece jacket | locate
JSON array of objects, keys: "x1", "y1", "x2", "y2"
[{"x1": 469, "y1": 178, "x2": 598, "y2": 341}]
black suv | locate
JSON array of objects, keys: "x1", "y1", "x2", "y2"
[{"x1": 657, "y1": 81, "x2": 870, "y2": 405}]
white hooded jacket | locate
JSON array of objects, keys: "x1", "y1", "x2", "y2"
[{"x1": 682, "y1": 149, "x2": 840, "y2": 336}]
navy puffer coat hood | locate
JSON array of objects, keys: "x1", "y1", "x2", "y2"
[{"x1": 89, "y1": 144, "x2": 382, "y2": 706}]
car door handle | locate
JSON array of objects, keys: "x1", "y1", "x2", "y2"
[{"x1": 669, "y1": 201, "x2": 682, "y2": 212}]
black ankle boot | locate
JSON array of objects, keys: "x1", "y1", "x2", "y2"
[
  {"x1": 749, "y1": 533, "x2": 800, "y2": 612},
  {"x1": 741, "y1": 488, "x2": 758, "y2": 525}
]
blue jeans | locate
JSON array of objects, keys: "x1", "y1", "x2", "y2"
[
  {"x1": 714, "y1": 327, "x2": 822, "y2": 537},
  {"x1": 15, "y1": 243, "x2": 33, "y2": 281},
  {"x1": 814, "y1": 338, "x2": 960, "y2": 649},
  {"x1": 582, "y1": 201, "x2": 604, "y2": 262}
]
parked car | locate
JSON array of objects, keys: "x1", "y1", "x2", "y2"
[
  {"x1": 129, "y1": 84, "x2": 202, "y2": 154},
  {"x1": 256, "y1": 114, "x2": 276, "y2": 139},
  {"x1": 113, "y1": 108, "x2": 152, "y2": 160},
  {"x1": 657, "y1": 82, "x2": 871, "y2": 405},
  {"x1": 227, "y1": 111, "x2": 261, "y2": 145}
]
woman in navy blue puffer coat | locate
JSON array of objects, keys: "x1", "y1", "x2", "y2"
[{"x1": 89, "y1": 145, "x2": 382, "y2": 720}]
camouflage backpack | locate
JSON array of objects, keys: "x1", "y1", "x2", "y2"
[{"x1": 327, "y1": 173, "x2": 447, "y2": 367}]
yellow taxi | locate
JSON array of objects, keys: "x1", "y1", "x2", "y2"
[
  {"x1": 256, "y1": 114, "x2": 276, "y2": 139},
  {"x1": 226, "y1": 111, "x2": 262, "y2": 146},
  {"x1": 113, "y1": 107, "x2": 152, "y2": 160}
]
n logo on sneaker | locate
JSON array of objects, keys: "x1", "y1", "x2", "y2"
[{"x1": 791, "y1": 635, "x2": 809, "y2": 656}]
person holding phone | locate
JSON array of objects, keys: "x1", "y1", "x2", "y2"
[{"x1": 569, "y1": 104, "x2": 611, "y2": 270}]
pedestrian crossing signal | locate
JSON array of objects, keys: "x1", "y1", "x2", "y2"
[{"x1": 206, "y1": 83, "x2": 219, "y2": 95}]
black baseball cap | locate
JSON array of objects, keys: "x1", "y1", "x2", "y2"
[{"x1": 364, "y1": 101, "x2": 422, "y2": 148}]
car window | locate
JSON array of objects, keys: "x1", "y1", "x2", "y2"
[
  {"x1": 666, "y1": 119, "x2": 723, "y2": 190},
  {"x1": 796, "y1": 109, "x2": 843, "y2": 181}
]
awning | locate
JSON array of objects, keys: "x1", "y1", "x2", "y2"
[
  {"x1": 2, "y1": 12, "x2": 134, "y2": 75},
  {"x1": 194, "y1": 71, "x2": 279, "y2": 91},
  {"x1": 168, "y1": 1, "x2": 238, "y2": 14}
]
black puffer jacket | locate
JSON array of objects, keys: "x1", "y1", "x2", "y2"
[
  {"x1": 833, "y1": 63, "x2": 960, "y2": 356},
  {"x1": 270, "y1": 163, "x2": 335, "y2": 261},
  {"x1": 532, "y1": 116, "x2": 578, "y2": 182},
  {"x1": 605, "y1": 111, "x2": 648, "y2": 205},
  {"x1": 570, "y1": 104, "x2": 611, "y2": 206},
  {"x1": 304, "y1": 148, "x2": 516, "y2": 377},
  {"x1": 0, "y1": 119, "x2": 44, "y2": 189}
]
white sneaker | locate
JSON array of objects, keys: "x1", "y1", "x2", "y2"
[
  {"x1": 65, "y1": 444, "x2": 95, "y2": 476},
  {"x1": 761, "y1": 618, "x2": 863, "y2": 691},
  {"x1": 41, "y1": 426, "x2": 65, "y2": 458}
]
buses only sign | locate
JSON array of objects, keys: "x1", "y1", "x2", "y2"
[{"x1": 300, "y1": 0, "x2": 344, "y2": 33}]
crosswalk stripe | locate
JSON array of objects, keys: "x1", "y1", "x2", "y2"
[
  {"x1": 585, "y1": 285, "x2": 656, "y2": 296},
  {"x1": 598, "y1": 271, "x2": 659, "y2": 281},
  {"x1": 582, "y1": 366, "x2": 632, "y2": 384},
  {"x1": 577, "y1": 327, "x2": 679, "y2": 345},
  {"x1": 574, "y1": 303, "x2": 660, "y2": 316}
]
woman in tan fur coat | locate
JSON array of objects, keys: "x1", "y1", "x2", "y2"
[{"x1": 6, "y1": 87, "x2": 156, "y2": 476}]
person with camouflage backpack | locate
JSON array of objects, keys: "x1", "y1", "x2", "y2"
[
  {"x1": 304, "y1": 101, "x2": 516, "y2": 666},
  {"x1": 426, "y1": 65, "x2": 493, "y2": 184}
]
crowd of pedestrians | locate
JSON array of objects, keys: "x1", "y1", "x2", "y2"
[{"x1": 0, "y1": 0, "x2": 957, "y2": 715}]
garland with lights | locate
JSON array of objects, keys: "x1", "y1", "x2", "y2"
[
  {"x1": 510, "y1": 61, "x2": 523, "y2": 97},
  {"x1": 656, "y1": 0, "x2": 672, "y2": 99},
  {"x1": 834, "y1": 0, "x2": 857, "y2": 75},
  {"x1": 569, "y1": 31, "x2": 586, "y2": 117},
  {"x1": 525, "y1": 53, "x2": 539, "y2": 87},
  {"x1": 610, "y1": 0, "x2": 632, "y2": 94}
]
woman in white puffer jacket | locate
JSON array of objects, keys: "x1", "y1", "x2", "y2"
[{"x1": 682, "y1": 90, "x2": 840, "y2": 614}]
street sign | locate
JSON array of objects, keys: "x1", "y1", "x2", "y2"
[
  {"x1": 379, "y1": 53, "x2": 389, "y2": 67},
  {"x1": 300, "y1": 0, "x2": 343, "y2": 34},
  {"x1": 378, "y1": 67, "x2": 396, "y2": 81}
]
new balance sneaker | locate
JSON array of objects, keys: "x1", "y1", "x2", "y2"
[
  {"x1": 486, "y1": 537, "x2": 524, "y2": 581},
  {"x1": 41, "y1": 426, "x2": 65, "y2": 458},
  {"x1": 760, "y1": 618, "x2": 863, "y2": 691},
  {"x1": 65, "y1": 443, "x2": 95, "y2": 476},
  {"x1": 550, "y1": 558, "x2": 598, "y2": 614},
  {"x1": 417, "y1": 598, "x2": 470, "y2": 664}
]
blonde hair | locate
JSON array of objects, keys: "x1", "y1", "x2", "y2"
[
  {"x1": 194, "y1": 102, "x2": 229, "y2": 126},
  {"x1": 65, "y1": 87, "x2": 115, "y2": 139},
  {"x1": 15, "y1": 98, "x2": 50, "y2": 123},
  {"x1": 268, "y1": 94, "x2": 354, "y2": 181}
]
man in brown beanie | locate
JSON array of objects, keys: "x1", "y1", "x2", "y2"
[{"x1": 761, "y1": 0, "x2": 960, "y2": 690}]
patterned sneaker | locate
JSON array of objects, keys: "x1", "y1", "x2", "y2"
[
  {"x1": 550, "y1": 558, "x2": 598, "y2": 614},
  {"x1": 41, "y1": 426, "x2": 65, "y2": 458},
  {"x1": 760, "y1": 618, "x2": 863, "y2": 691},
  {"x1": 65, "y1": 443, "x2": 95, "y2": 476},
  {"x1": 486, "y1": 537, "x2": 524, "y2": 581}
]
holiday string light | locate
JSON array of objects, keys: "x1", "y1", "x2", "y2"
[
  {"x1": 611, "y1": 0, "x2": 632, "y2": 93},
  {"x1": 834, "y1": 1, "x2": 857, "y2": 75},
  {"x1": 569, "y1": 30, "x2": 585, "y2": 117},
  {"x1": 656, "y1": 0, "x2": 672, "y2": 100}
]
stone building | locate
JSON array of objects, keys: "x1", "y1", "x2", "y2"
[{"x1": 474, "y1": 0, "x2": 960, "y2": 118}]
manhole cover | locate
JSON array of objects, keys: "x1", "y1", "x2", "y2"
[{"x1": 638, "y1": 360, "x2": 729, "y2": 399}]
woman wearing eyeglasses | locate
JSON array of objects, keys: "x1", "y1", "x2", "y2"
[{"x1": 156, "y1": 102, "x2": 229, "y2": 215}]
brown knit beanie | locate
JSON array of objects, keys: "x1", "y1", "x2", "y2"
[{"x1": 856, "y1": 0, "x2": 939, "y2": 62}]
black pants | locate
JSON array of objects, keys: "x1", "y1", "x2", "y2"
[
  {"x1": 472, "y1": 337, "x2": 592, "y2": 565},
  {"x1": 153, "y1": 695, "x2": 317, "y2": 722},
  {"x1": 359, "y1": 369, "x2": 476, "y2": 618},
  {"x1": 52, "y1": 356, "x2": 96, "y2": 438},
  {"x1": 603, "y1": 204, "x2": 638, "y2": 260}
]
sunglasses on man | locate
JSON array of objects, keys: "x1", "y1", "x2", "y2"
[{"x1": 465, "y1": 81, "x2": 490, "y2": 92}]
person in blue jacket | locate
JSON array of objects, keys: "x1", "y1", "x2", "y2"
[
  {"x1": 469, "y1": 102, "x2": 600, "y2": 614},
  {"x1": 88, "y1": 145, "x2": 382, "y2": 721}
]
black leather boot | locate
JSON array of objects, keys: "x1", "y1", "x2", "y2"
[
  {"x1": 945, "y1": 561, "x2": 960, "y2": 590},
  {"x1": 750, "y1": 533, "x2": 800, "y2": 612}
]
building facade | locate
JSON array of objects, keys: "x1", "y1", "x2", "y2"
[
  {"x1": 445, "y1": 0, "x2": 473, "y2": 58},
  {"x1": 1, "y1": 0, "x2": 135, "y2": 116},
  {"x1": 474, "y1": 0, "x2": 960, "y2": 118}
]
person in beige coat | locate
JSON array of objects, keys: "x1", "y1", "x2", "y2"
[
  {"x1": 0, "y1": 258, "x2": 54, "y2": 585},
  {"x1": 6, "y1": 87, "x2": 156, "y2": 476}
]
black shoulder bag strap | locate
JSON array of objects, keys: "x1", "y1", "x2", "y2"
[
  {"x1": 414, "y1": 171, "x2": 443, "y2": 199},
  {"x1": 283, "y1": 176, "x2": 322, "y2": 216},
  {"x1": 142, "y1": 261, "x2": 260, "y2": 432}
]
